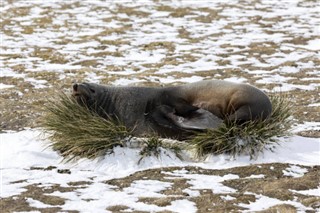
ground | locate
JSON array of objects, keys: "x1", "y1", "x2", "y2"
[
  {"x1": 2, "y1": 163, "x2": 320, "y2": 212},
  {"x1": 0, "y1": 0, "x2": 319, "y2": 212}
]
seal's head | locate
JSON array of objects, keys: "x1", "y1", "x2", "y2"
[{"x1": 72, "y1": 83, "x2": 99, "y2": 107}]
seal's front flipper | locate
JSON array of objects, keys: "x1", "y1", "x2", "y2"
[
  {"x1": 151, "y1": 105, "x2": 223, "y2": 130},
  {"x1": 169, "y1": 108, "x2": 223, "y2": 130},
  {"x1": 150, "y1": 105, "x2": 178, "y2": 129},
  {"x1": 171, "y1": 98, "x2": 199, "y2": 116}
]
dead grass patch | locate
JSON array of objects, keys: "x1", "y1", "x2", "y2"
[
  {"x1": 106, "y1": 205, "x2": 130, "y2": 212},
  {"x1": 143, "y1": 41, "x2": 175, "y2": 52},
  {"x1": 30, "y1": 48, "x2": 69, "y2": 64}
]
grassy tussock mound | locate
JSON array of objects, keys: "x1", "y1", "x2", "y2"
[
  {"x1": 42, "y1": 94, "x2": 130, "y2": 161},
  {"x1": 41, "y1": 93, "x2": 292, "y2": 161},
  {"x1": 188, "y1": 95, "x2": 292, "y2": 159}
]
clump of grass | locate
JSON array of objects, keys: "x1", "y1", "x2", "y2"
[
  {"x1": 138, "y1": 137, "x2": 163, "y2": 164},
  {"x1": 41, "y1": 93, "x2": 131, "y2": 162},
  {"x1": 187, "y1": 94, "x2": 293, "y2": 159},
  {"x1": 138, "y1": 136, "x2": 183, "y2": 164}
]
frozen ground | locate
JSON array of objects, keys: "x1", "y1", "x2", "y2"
[
  {"x1": 1, "y1": 0, "x2": 319, "y2": 212},
  {"x1": 1, "y1": 129, "x2": 319, "y2": 212}
]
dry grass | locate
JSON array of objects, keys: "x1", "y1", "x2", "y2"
[
  {"x1": 41, "y1": 93, "x2": 130, "y2": 161},
  {"x1": 187, "y1": 94, "x2": 293, "y2": 159}
]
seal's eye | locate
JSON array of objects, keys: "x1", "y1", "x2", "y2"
[{"x1": 89, "y1": 88, "x2": 95, "y2": 93}]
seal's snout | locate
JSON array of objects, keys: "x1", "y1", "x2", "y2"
[
  {"x1": 72, "y1": 83, "x2": 95, "y2": 99},
  {"x1": 72, "y1": 83, "x2": 81, "y2": 97},
  {"x1": 72, "y1": 83, "x2": 91, "y2": 106},
  {"x1": 73, "y1": 83, "x2": 78, "y2": 92}
]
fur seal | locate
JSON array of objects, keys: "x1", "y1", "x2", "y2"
[{"x1": 72, "y1": 80, "x2": 272, "y2": 139}]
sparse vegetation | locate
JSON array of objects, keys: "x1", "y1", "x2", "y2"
[
  {"x1": 138, "y1": 137, "x2": 163, "y2": 164},
  {"x1": 138, "y1": 136, "x2": 183, "y2": 164}
]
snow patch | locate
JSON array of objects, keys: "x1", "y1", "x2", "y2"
[
  {"x1": 291, "y1": 187, "x2": 320, "y2": 197},
  {"x1": 245, "y1": 174, "x2": 265, "y2": 179},
  {"x1": 221, "y1": 195, "x2": 236, "y2": 201},
  {"x1": 239, "y1": 193, "x2": 312, "y2": 212},
  {"x1": 163, "y1": 170, "x2": 239, "y2": 194},
  {"x1": 124, "y1": 180, "x2": 172, "y2": 198},
  {"x1": 27, "y1": 198, "x2": 56, "y2": 209},
  {"x1": 0, "y1": 83, "x2": 15, "y2": 89},
  {"x1": 283, "y1": 165, "x2": 308, "y2": 178}
]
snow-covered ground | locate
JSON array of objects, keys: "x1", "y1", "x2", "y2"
[
  {"x1": 1, "y1": 128, "x2": 319, "y2": 212},
  {"x1": 1, "y1": 0, "x2": 320, "y2": 212}
]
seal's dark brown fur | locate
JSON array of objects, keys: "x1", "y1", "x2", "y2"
[{"x1": 72, "y1": 80, "x2": 272, "y2": 139}]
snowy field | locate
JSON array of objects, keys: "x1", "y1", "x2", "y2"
[
  {"x1": 1, "y1": 129, "x2": 320, "y2": 212},
  {"x1": 1, "y1": 0, "x2": 320, "y2": 212}
]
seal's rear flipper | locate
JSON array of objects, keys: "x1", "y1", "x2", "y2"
[{"x1": 151, "y1": 105, "x2": 223, "y2": 130}]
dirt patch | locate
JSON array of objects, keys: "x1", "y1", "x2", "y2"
[{"x1": 0, "y1": 184, "x2": 79, "y2": 213}]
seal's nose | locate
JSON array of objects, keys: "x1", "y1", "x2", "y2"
[
  {"x1": 73, "y1": 83, "x2": 78, "y2": 92},
  {"x1": 72, "y1": 83, "x2": 81, "y2": 97}
]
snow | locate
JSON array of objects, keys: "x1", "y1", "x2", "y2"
[
  {"x1": 199, "y1": 136, "x2": 320, "y2": 169},
  {"x1": 51, "y1": 180, "x2": 196, "y2": 213},
  {"x1": 293, "y1": 122, "x2": 320, "y2": 132},
  {"x1": 162, "y1": 171, "x2": 239, "y2": 194},
  {"x1": 182, "y1": 188, "x2": 200, "y2": 197},
  {"x1": 0, "y1": 83, "x2": 15, "y2": 89},
  {"x1": 271, "y1": 83, "x2": 318, "y2": 92},
  {"x1": 224, "y1": 77, "x2": 247, "y2": 83},
  {"x1": 283, "y1": 165, "x2": 308, "y2": 178},
  {"x1": 291, "y1": 187, "x2": 320, "y2": 197},
  {"x1": 166, "y1": 200, "x2": 197, "y2": 213},
  {"x1": 124, "y1": 180, "x2": 172, "y2": 198},
  {"x1": 34, "y1": 63, "x2": 82, "y2": 72},
  {"x1": 296, "y1": 39, "x2": 320, "y2": 51},
  {"x1": 221, "y1": 195, "x2": 236, "y2": 201},
  {"x1": 308, "y1": 103, "x2": 320, "y2": 107},
  {"x1": 1, "y1": 0, "x2": 319, "y2": 91},
  {"x1": 239, "y1": 193, "x2": 313, "y2": 212},
  {"x1": 27, "y1": 198, "x2": 55, "y2": 209},
  {"x1": 1, "y1": 128, "x2": 319, "y2": 213},
  {"x1": 1, "y1": 0, "x2": 320, "y2": 211},
  {"x1": 245, "y1": 174, "x2": 265, "y2": 179}
]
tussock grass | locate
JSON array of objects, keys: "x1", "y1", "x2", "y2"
[
  {"x1": 42, "y1": 93, "x2": 292, "y2": 161},
  {"x1": 138, "y1": 137, "x2": 183, "y2": 164},
  {"x1": 41, "y1": 93, "x2": 184, "y2": 162},
  {"x1": 41, "y1": 93, "x2": 130, "y2": 161},
  {"x1": 187, "y1": 94, "x2": 293, "y2": 159},
  {"x1": 138, "y1": 137, "x2": 163, "y2": 164}
]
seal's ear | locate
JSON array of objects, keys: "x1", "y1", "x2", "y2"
[{"x1": 151, "y1": 105, "x2": 223, "y2": 130}]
